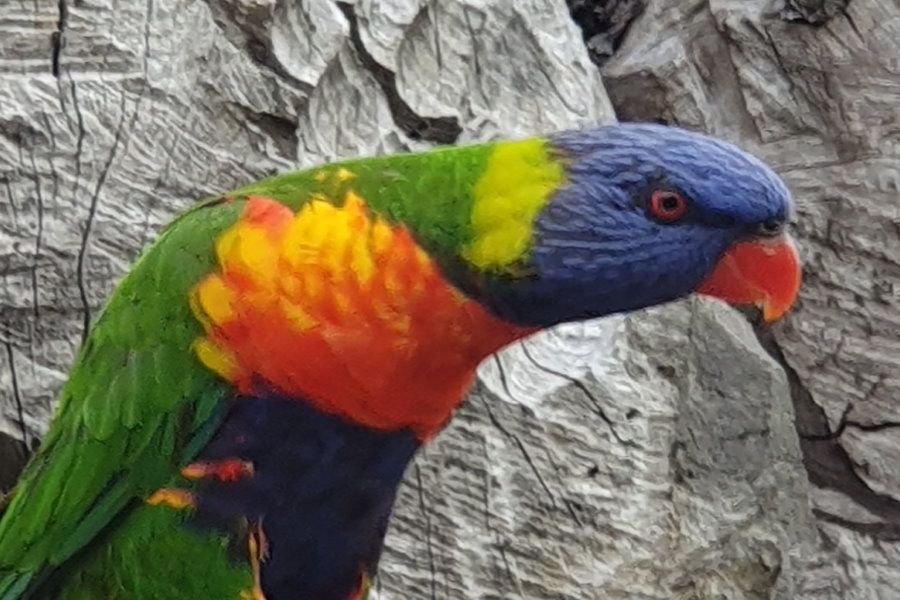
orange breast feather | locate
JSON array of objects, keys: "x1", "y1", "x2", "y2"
[{"x1": 191, "y1": 194, "x2": 531, "y2": 439}]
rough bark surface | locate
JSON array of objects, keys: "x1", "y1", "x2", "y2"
[
  {"x1": 0, "y1": 0, "x2": 896, "y2": 598},
  {"x1": 600, "y1": 1, "x2": 900, "y2": 597}
]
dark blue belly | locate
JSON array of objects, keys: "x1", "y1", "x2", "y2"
[{"x1": 189, "y1": 390, "x2": 419, "y2": 600}]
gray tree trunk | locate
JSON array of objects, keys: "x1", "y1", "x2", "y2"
[{"x1": 0, "y1": 0, "x2": 897, "y2": 598}]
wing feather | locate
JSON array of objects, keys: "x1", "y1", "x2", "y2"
[{"x1": 0, "y1": 200, "x2": 241, "y2": 599}]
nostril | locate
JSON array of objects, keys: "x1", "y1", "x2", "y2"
[{"x1": 757, "y1": 218, "x2": 784, "y2": 237}]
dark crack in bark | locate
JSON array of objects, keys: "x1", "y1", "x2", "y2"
[
  {"x1": 51, "y1": 0, "x2": 68, "y2": 78},
  {"x1": 762, "y1": 28, "x2": 797, "y2": 96},
  {"x1": 39, "y1": 111, "x2": 61, "y2": 324},
  {"x1": 76, "y1": 90, "x2": 140, "y2": 342},
  {"x1": 478, "y1": 384, "x2": 581, "y2": 525},
  {"x1": 840, "y1": 6, "x2": 863, "y2": 39},
  {"x1": 802, "y1": 394, "x2": 900, "y2": 442},
  {"x1": 200, "y1": 0, "x2": 315, "y2": 93},
  {"x1": 755, "y1": 326, "x2": 900, "y2": 532},
  {"x1": 488, "y1": 356, "x2": 582, "y2": 525},
  {"x1": 67, "y1": 79, "x2": 86, "y2": 213},
  {"x1": 813, "y1": 508, "x2": 900, "y2": 542},
  {"x1": 413, "y1": 463, "x2": 438, "y2": 600},
  {"x1": 337, "y1": 2, "x2": 461, "y2": 144},
  {"x1": 564, "y1": 0, "x2": 646, "y2": 66},
  {"x1": 781, "y1": 0, "x2": 851, "y2": 26},
  {"x1": 491, "y1": 354, "x2": 516, "y2": 404},
  {"x1": 1, "y1": 177, "x2": 17, "y2": 225},
  {"x1": 142, "y1": 0, "x2": 155, "y2": 77},
  {"x1": 477, "y1": 435, "x2": 521, "y2": 592},
  {"x1": 28, "y1": 151, "x2": 44, "y2": 322},
  {"x1": 518, "y1": 340, "x2": 632, "y2": 447},
  {"x1": 228, "y1": 104, "x2": 299, "y2": 162},
  {"x1": 3, "y1": 342, "x2": 28, "y2": 453}
]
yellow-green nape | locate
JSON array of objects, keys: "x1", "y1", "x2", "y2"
[{"x1": 462, "y1": 138, "x2": 565, "y2": 272}]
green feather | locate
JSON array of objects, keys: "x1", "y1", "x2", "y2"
[{"x1": 0, "y1": 202, "x2": 238, "y2": 595}]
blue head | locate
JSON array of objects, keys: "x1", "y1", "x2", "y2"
[{"x1": 471, "y1": 123, "x2": 799, "y2": 326}]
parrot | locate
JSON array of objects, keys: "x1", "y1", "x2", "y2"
[{"x1": 0, "y1": 123, "x2": 801, "y2": 600}]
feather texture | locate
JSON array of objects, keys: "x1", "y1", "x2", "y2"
[{"x1": 0, "y1": 137, "x2": 555, "y2": 598}]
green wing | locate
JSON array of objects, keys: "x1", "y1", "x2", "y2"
[{"x1": 0, "y1": 199, "x2": 242, "y2": 598}]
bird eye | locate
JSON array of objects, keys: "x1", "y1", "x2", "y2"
[
  {"x1": 756, "y1": 218, "x2": 785, "y2": 237},
  {"x1": 648, "y1": 190, "x2": 688, "y2": 222}
]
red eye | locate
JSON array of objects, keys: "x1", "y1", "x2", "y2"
[{"x1": 649, "y1": 190, "x2": 688, "y2": 222}]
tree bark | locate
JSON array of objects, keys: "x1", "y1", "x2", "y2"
[{"x1": 0, "y1": 0, "x2": 897, "y2": 598}]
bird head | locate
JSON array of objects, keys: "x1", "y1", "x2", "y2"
[{"x1": 463, "y1": 123, "x2": 801, "y2": 327}]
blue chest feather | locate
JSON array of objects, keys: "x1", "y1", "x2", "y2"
[{"x1": 191, "y1": 392, "x2": 419, "y2": 600}]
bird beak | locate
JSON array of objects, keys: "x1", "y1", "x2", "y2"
[{"x1": 696, "y1": 233, "x2": 801, "y2": 322}]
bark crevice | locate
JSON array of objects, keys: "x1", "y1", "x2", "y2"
[
  {"x1": 756, "y1": 329, "x2": 900, "y2": 529},
  {"x1": 51, "y1": 0, "x2": 68, "y2": 78},
  {"x1": 336, "y1": 2, "x2": 461, "y2": 145}
]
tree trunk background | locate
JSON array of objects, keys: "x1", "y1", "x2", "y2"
[{"x1": 0, "y1": 0, "x2": 897, "y2": 598}]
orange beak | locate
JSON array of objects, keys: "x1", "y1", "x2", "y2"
[{"x1": 696, "y1": 234, "x2": 801, "y2": 322}]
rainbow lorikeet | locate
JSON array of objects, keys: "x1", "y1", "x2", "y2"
[{"x1": 0, "y1": 123, "x2": 801, "y2": 600}]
